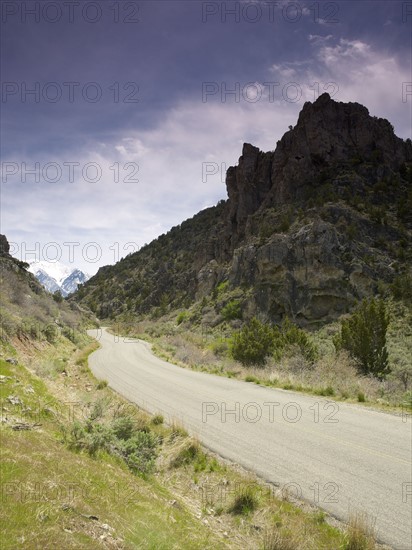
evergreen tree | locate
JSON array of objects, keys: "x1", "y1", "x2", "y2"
[
  {"x1": 337, "y1": 298, "x2": 390, "y2": 379},
  {"x1": 231, "y1": 317, "x2": 273, "y2": 366}
]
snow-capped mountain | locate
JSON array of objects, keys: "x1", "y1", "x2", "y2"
[
  {"x1": 61, "y1": 269, "x2": 89, "y2": 296},
  {"x1": 28, "y1": 260, "x2": 90, "y2": 297}
]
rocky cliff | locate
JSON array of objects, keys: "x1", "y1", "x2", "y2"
[
  {"x1": 73, "y1": 94, "x2": 412, "y2": 325},
  {"x1": 0, "y1": 234, "x2": 11, "y2": 257},
  {"x1": 226, "y1": 93, "x2": 411, "y2": 246}
]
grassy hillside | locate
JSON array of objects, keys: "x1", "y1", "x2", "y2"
[{"x1": 1, "y1": 238, "x2": 374, "y2": 549}]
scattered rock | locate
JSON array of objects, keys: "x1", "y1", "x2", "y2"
[
  {"x1": 7, "y1": 395, "x2": 22, "y2": 406},
  {"x1": 11, "y1": 422, "x2": 41, "y2": 431},
  {"x1": 169, "y1": 499, "x2": 183, "y2": 510}
]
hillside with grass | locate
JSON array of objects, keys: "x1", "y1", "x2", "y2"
[{"x1": 2, "y1": 235, "x2": 378, "y2": 549}]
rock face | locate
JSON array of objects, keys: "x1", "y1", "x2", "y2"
[
  {"x1": 0, "y1": 234, "x2": 11, "y2": 257},
  {"x1": 226, "y1": 144, "x2": 273, "y2": 246},
  {"x1": 226, "y1": 93, "x2": 412, "y2": 245},
  {"x1": 74, "y1": 95, "x2": 412, "y2": 326}
]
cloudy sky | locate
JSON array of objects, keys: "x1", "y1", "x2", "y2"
[{"x1": 1, "y1": 0, "x2": 411, "y2": 274}]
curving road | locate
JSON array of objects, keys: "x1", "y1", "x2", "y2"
[{"x1": 87, "y1": 328, "x2": 411, "y2": 549}]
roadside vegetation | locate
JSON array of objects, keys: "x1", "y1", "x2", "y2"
[
  {"x1": 0, "y1": 300, "x2": 380, "y2": 548},
  {"x1": 0, "y1": 248, "x2": 396, "y2": 548},
  {"x1": 113, "y1": 293, "x2": 411, "y2": 412},
  {"x1": 1, "y1": 328, "x2": 372, "y2": 549}
]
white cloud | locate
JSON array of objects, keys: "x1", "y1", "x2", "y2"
[
  {"x1": 308, "y1": 34, "x2": 333, "y2": 44},
  {"x1": 2, "y1": 95, "x2": 300, "y2": 273},
  {"x1": 272, "y1": 37, "x2": 411, "y2": 139}
]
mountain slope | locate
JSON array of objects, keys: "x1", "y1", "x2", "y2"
[
  {"x1": 0, "y1": 235, "x2": 94, "y2": 346},
  {"x1": 73, "y1": 94, "x2": 412, "y2": 325}
]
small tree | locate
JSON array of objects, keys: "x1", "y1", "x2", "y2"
[
  {"x1": 53, "y1": 290, "x2": 63, "y2": 303},
  {"x1": 231, "y1": 317, "x2": 273, "y2": 367},
  {"x1": 336, "y1": 298, "x2": 390, "y2": 379},
  {"x1": 276, "y1": 317, "x2": 318, "y2": 362}
]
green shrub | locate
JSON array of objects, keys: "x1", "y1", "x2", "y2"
[
  {"x1": 279, "y1": 214, "x2": 291, "y2": 232},
  {"x1": 228, "y1": 483, "x2": 259, "y2": 515},
  {"x1": 317, "y1": 386, "x2": 335, "y2": 397},
  {"x1": 118, "y1": 432, "x2": 158, "y2": 474},
  {"x1": 111, "y1": 416, "x2": 135, "y2": 440},
  {"x1": 89, "y1": 399, "x2": 106, "y2": 421},
  {"x1": 42, "y1": 324, "x2": 59, "y2": 343},
  {"x1": 96, "y1": 379, "x2": 108, "y2": 390},
  {"x1": 84, "y1": 424, "x2": 113, "y2": 456},
  {"x1": 170, "y1": 439, "x2": 201, "y2": 468},
  {"x1": 67, "y1": 421, "x2": 112, "y2": 457},
  {"x1": 210, "y1": 339, "x2": 229, "y2": 357},
  {"x1": 336, "y1": 298, "x2": 390, "y2": 379},
  {"x1": 68, "y1": 421, "x2": 86, "y2": 448},
  {"x1": 276, "y1": 318, "x2": 318, "y2": 362},
  {"x1": 176, "y1": 311, "x2": 188, "y2": 325},
  {"x1": 62, "y1": 326, "x2": 83, "y2": 345},
  {"x1": 151, "y1": 414, "x2": 164, "y2": 425},
  {"x1": 52, "y1": 291, "x2": 63, "y2": 303},
  {"x1": 67, "y1": 416, "x2": 158, "y2": 473},
  {"x1": 221, "y1": 299, "x2": 242, "y2": 321},
  {"x1": 212, "y1": 280, "x2": 229, "y2": 299},
  {"x1": 231, "y1": 317, "x2": 274, "y2": 367},
  {"x1": 245, "y1": 375, "x2": 260, "y2": 384},
  {"x1": 391, "y1": 273, "x2": 412, "y2": 304}
]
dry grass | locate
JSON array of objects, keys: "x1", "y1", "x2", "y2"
[
  {"x1": 169, "y1": 417, "x2": 189, "y2": 439},
  {"x1": 345, "y1": 511, "x2": 377, "y2": 550},
  {"x1": 263, "y1": 528, "x2": 301, "y2": 550},
  {"x1": 168, "y1": 437, "x2": 202, "y2": 468}
]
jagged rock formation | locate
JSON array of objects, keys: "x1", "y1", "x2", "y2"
[
  {"x1": 226, "y1": 93, "x2": 412, "y2": 246},
  {"x1": 73, "y1": 94, "x2": 412, "y2": 326},
  {"x1": 0, "y1": 234, "x2": 11, "y2": 257}
]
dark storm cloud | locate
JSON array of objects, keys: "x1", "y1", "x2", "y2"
[{"x1": 1, "y1": 0, "x2": 411, "y2": 272}]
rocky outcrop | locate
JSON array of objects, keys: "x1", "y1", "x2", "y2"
[
  {"x1": 226, "y1": 144, "x2": 273, "y2": 246},
  {"x1": 266, "y1": 93, "x2": 411, "y2": 203},
  {"x1": 74, "y1": 95, "x2": 412, "y2": 325},
  {"x1": 227, "y1": 209, "x2": 399, "y2": 325},
  {"x1": 226, "y1": 93, "x2": 412, "y2": 244},
  {"x1": 0, "y1": 234, "x2": 11, "y2": 257}
]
